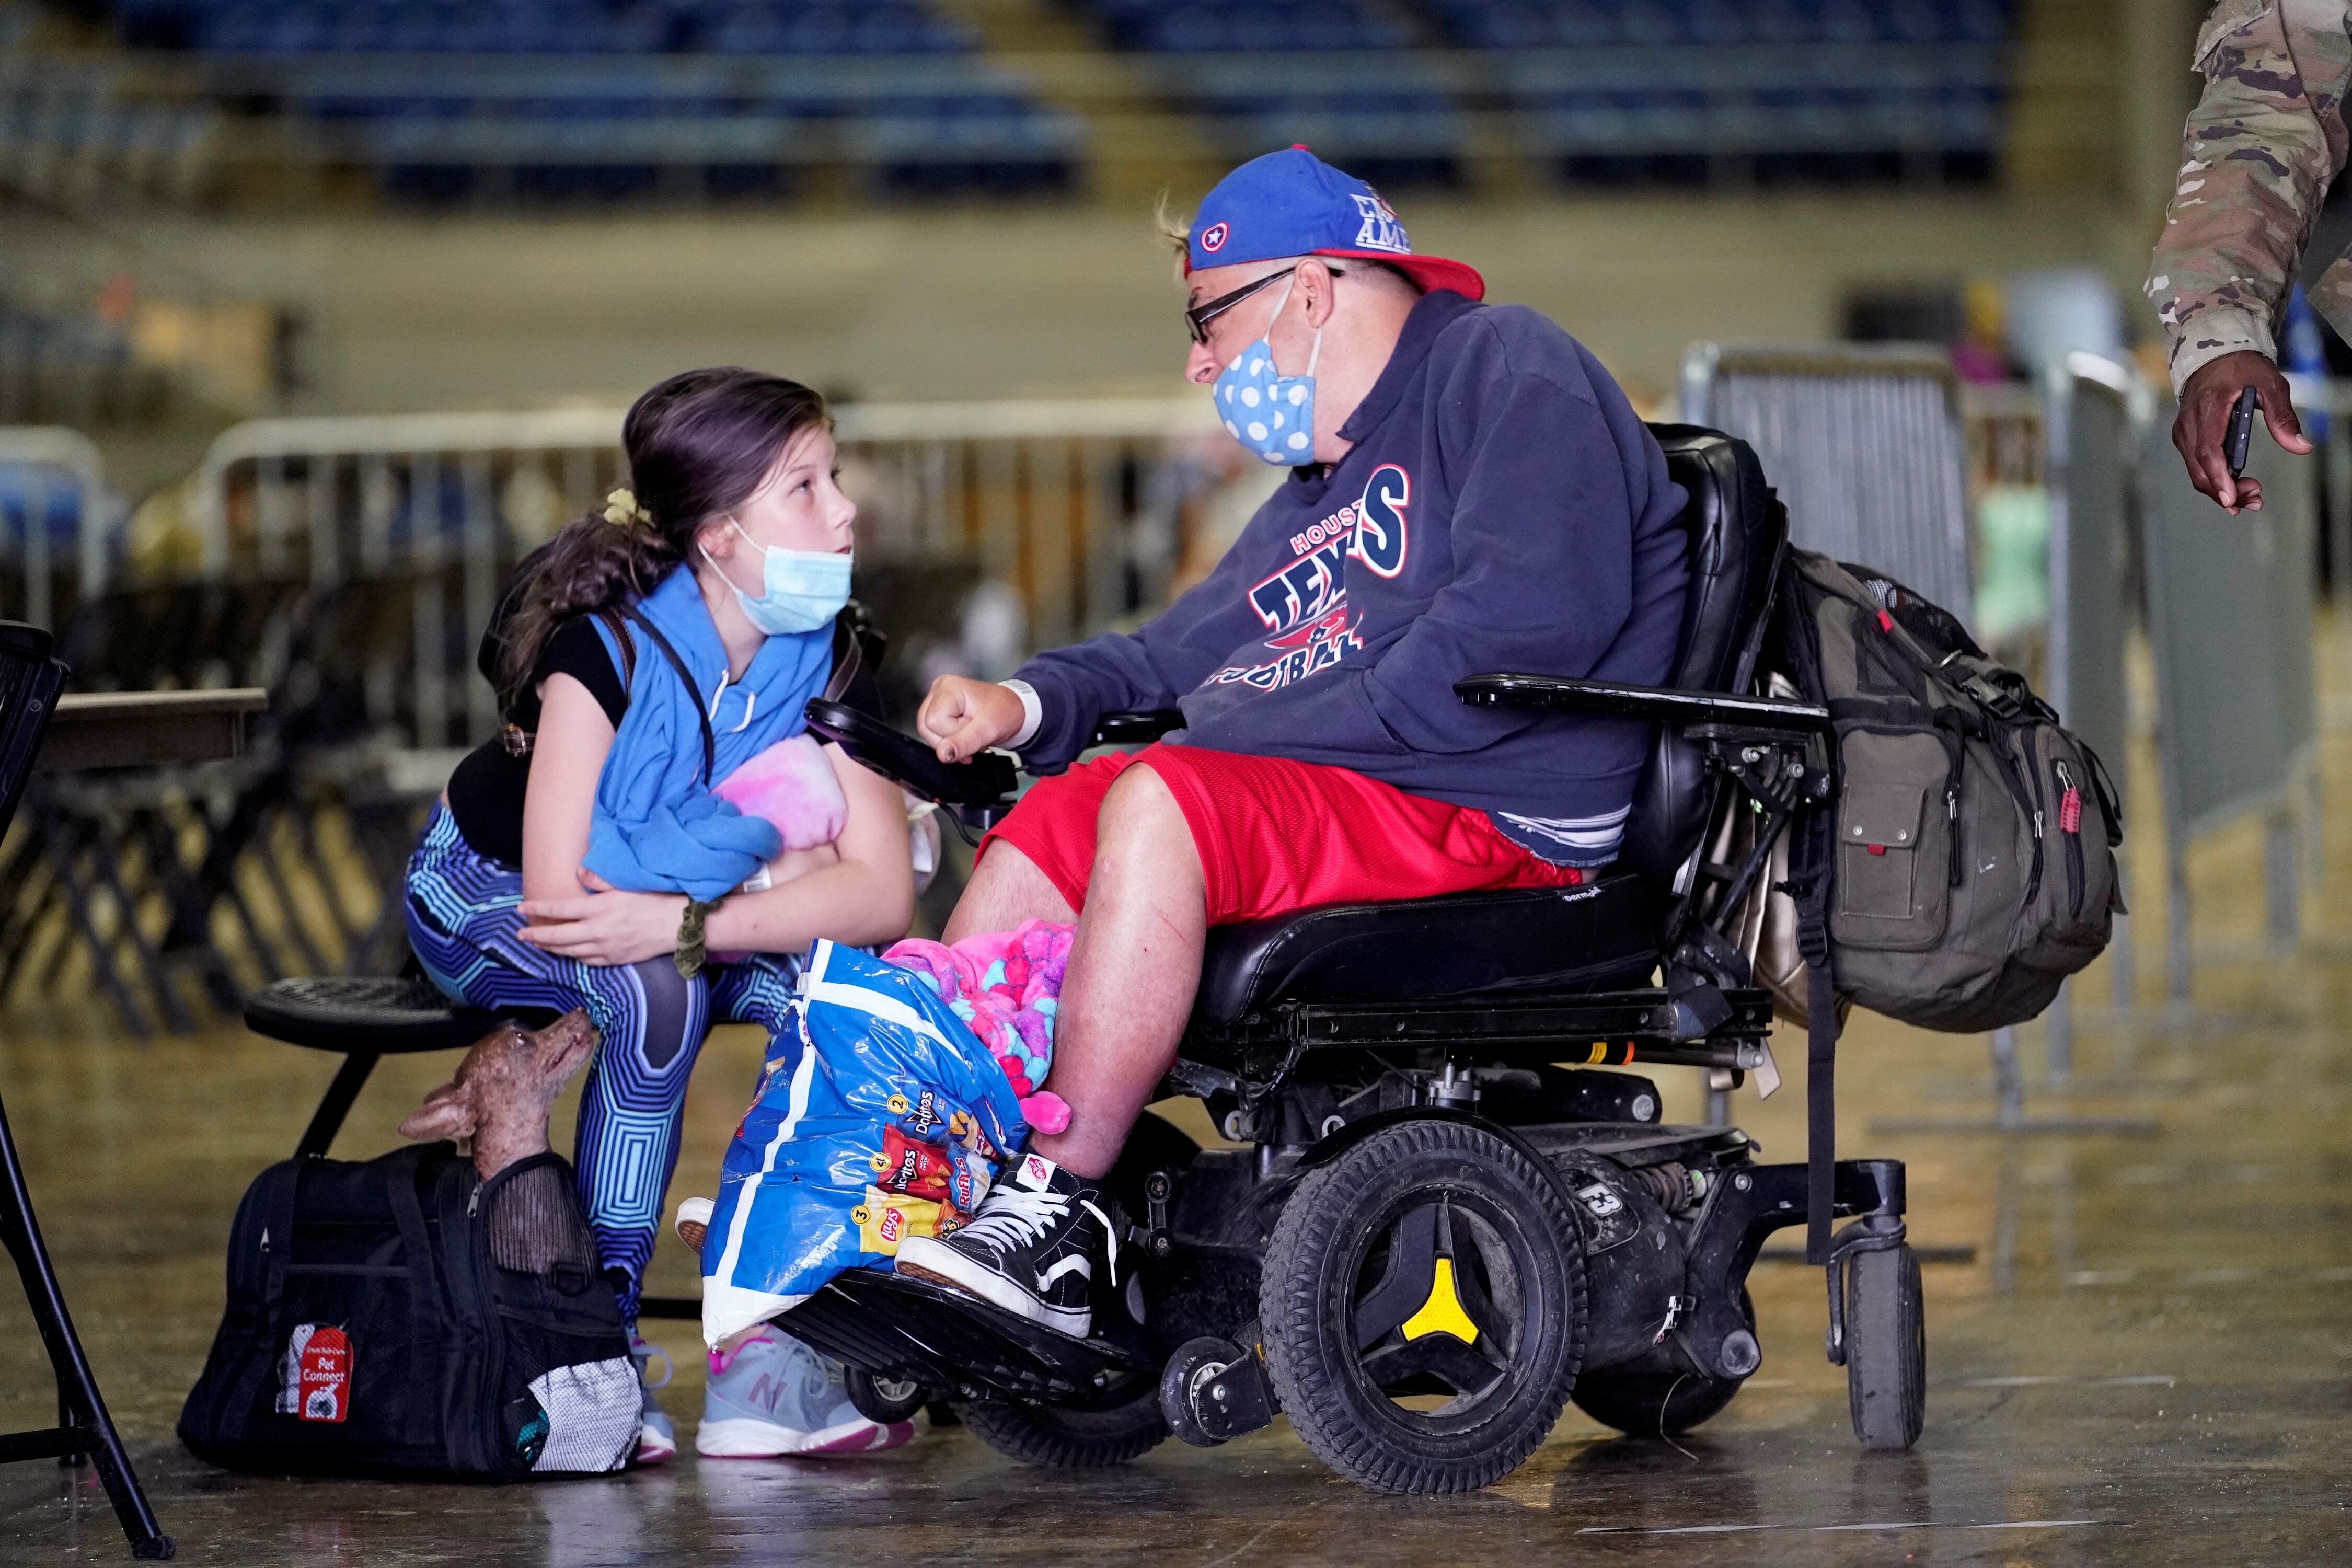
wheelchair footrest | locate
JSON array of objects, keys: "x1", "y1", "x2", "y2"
[{"x1": 776, "y1": 1269, "x2": 1148, "y2": 1404}]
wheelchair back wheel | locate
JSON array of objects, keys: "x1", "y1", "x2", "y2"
[
  {"x1": 1571, "y1": 1290, "x2": 1754, "y2": 1438},
  {"x1": 951, "y1": 1372, "x2": 1169, "y2": 1468},
  {"x1": 1260, "y1": 1119, "x2": 1587, "y2": 1494}
]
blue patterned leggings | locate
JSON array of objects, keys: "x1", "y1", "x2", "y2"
[{"x1": 403, "y1": 805, "x2": 800, "y2": 1321}]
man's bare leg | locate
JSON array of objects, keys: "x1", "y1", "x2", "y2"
[
  {"x1": 1028, "y1": 765, "x2": 1206, "y2": 1178},
  {"x1": 944, "y1": 839, "x2": 1074, "y2": 942}
]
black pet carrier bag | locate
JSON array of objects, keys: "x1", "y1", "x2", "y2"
[{"x1": 179, "y1": 1143, "x2": 640, "y2": 1480}]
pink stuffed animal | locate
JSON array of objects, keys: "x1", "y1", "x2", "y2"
[
  {"x1": 712, "y1": 733, "x2": 847, "y2": 854},
  {"x1": 884, "y1": 919, "x2": 1074, "y2": 1133}
]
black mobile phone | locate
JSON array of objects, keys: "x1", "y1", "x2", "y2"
[{"x1": 2226, "y1": 384, "x2": 2258, "y2": 478}]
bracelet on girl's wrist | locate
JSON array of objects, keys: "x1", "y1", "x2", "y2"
[{"x1": 674, "y1": 895, "x2": 725, "y2": 978}]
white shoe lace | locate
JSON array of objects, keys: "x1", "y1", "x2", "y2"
[{"x1": 957, "y1": 1182, "x2": 1073, "y2": 1255}]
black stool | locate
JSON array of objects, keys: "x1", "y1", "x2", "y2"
[{"x1": 244, "y1": 975, "x2": 700, "y2": 1321}]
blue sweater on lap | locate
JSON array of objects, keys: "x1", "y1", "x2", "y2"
[{"x1": 1012, "y1": 289, "x2": 1690, "y2": 868}]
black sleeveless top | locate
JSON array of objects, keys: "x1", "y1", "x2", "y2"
[{"x1": 444, "y1": 610, "x2": 885, "y2": 869}]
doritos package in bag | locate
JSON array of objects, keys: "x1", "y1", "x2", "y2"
[{"x1": 699, "y1": 939, "x2": 1028, "y2": 1345}]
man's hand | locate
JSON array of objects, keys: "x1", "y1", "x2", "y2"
[
  {"x1": 2174, "y1": 350, "x2": 2314, "y2": 514},
  {"x1": 917, "y1": 675, "x2": 1025, "y2": 764}
]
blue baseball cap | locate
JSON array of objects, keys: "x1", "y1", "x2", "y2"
[{"x1": 1185, "y1": 146, "x2": 1485, "y2": 301}]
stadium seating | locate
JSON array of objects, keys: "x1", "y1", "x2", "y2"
[
  {"x1": 1087, "y1": 0, "x2": 1411, "y2": 54},
  {"x1": 61, "y1": 0, "x2": 2018, "y2": 200},
  {"x1": 1423, "y1": 0, "x2": 2011, "y2": 49},
  {"x1": 1075, "y1": 0, "x2": 2013, "y2": 190},
  {"x1": 0, "y1": 56, "x2": 218, "y2": 207},
  {"x1": 99, "y1": 0, "x2": 1080, "y2": 199}
]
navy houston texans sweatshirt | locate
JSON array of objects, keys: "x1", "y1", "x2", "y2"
[{"x1": 1013, "y1": 288, "x2": 1690, "y2": 866}]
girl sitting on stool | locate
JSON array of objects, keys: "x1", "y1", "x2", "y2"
[{"x1": 404, "y1": 368, "x2": 917, "y2": 1463}]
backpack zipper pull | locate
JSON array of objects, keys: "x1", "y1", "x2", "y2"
[
  {"x1": 467, "y1": 1184, "x2": 481, "y2": 1219},
  {"x1": 2055, "y1": 760, "x2": 2083, "y2": 834},
  {"x1": 1946, "y1": 786, "x2": 1962, "y2": 887}
]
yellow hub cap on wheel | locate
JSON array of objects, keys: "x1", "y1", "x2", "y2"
[{"x1": 1401, "y1": 1256, "x2": 1480, "y2": 1344}]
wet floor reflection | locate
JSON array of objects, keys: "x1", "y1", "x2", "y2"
[{"x1": 7, "y1": 731, "x2": 2352, "y2": 1564}]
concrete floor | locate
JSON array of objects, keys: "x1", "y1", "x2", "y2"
[{"x1": 4, "y1": 749, "x2": 2352, "y2": 1563}]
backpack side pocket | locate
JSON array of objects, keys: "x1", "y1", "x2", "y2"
[{"x1": 1830, "y1": 728, "x2": 1955, "y2": 952}]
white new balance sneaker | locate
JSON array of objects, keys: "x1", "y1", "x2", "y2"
[{"x1": 695, "y1": 1329, "x2": 913, "y2": 1459}]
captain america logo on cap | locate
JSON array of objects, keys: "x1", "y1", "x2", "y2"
[{"x1": 1199, "y1": 221, "x2": 1229, "y2": 253}]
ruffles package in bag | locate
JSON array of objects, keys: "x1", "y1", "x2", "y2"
[{"x1": 699, "y1": 939, "x2": 1028, "y2": 1345}]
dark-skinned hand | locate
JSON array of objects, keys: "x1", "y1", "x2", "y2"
[{"x1": 2172, "y1": 349, "x2": 2313, "y2": 514}]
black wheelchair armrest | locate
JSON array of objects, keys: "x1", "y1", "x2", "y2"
[
  {"x1": 804, "y1": 698, "x2": 1019, "y2": 809},
  {"x1": 1455, "y1": 673, "x2": 1830, "y2": 733},
  {"x1": 1090, "y1": 709, "x2": 1185, "y2": 747}
]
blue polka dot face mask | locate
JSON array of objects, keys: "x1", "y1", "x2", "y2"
[{"x1": 1212, "y1": 277, "x2": 1321, "y2": 466}]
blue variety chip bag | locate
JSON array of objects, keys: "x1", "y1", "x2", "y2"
[{"x1": 699, "y1": 938, "x2": 1028, "y2": 1345}]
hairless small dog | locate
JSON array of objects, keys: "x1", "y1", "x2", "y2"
[{"x1": 399, "y1": 1009, "x2": 598, "y2": 1182}]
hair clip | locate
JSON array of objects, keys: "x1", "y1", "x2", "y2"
[{"x1": 604, "y1": 488, "x2": 653, "y2": 530}]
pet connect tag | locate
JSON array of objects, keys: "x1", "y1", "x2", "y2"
[{"x1": 296, "y1": 1325, "x2": 352, "y2": 1422}]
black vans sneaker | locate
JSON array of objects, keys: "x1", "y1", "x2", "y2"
[{"x1": 896, "y1": 1151, "x2": 1111, "y2": 1338}]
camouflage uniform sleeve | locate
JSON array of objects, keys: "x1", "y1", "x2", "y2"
[{"x1": 2146, "y1": 0, "x2": 2352, "y2": 395}]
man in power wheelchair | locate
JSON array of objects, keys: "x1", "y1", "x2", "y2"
[{"x1": 767, "y1": 150, "x2": 1924, "y2": 1495}]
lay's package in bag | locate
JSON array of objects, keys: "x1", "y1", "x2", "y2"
[{"x1": 699, "y1": 939, "x2": 1027, "y2": 1345}]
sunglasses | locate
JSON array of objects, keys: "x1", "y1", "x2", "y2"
[{"x1": 1184, "y1": 263, "x2": 1343, "y2": 346}]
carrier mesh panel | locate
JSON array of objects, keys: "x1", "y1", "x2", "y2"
[
  {"x1": 526, "y1": 1361, "x2": 638, "y2": 1473},
  {"x1": 486, "y1": 1161, "x2": 599, "y2": 1277}
]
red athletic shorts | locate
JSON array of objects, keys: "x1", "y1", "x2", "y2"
[{"x1": 976, "y1": 743, "x2": 1582, "y2": 926}]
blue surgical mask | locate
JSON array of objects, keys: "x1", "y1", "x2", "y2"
[
  {"x1": 703, "y1": 520, "x2": 851, "y2": 637},
  {"x1": 1212, "y1": 278, "x2": 1320, "y2": 466}
]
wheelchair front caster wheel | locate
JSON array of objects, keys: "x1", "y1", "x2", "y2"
[
  {"x1": 844, "y1": 1366, "x2": 928, "y2": 1426},
  {"x1": 1843, "y1": 1243, "x2": 1926, "y2": 1450},
  {"x1": 1160, "y1": 1335, "x2": 1276, "y2": 1448},
  {"x1": 1261, "y1": 1119, "x2": 1587, "y2": 1494}
]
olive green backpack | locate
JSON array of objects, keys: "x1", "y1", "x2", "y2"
[
  {"x1": 1772, "y1": 548, "x2": 2123, "y2": 1032},
  {"x1": 1767, "y1": 548, "x2": 2123, "y2": 1259}
]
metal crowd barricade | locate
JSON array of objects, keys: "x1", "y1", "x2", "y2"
[
  {"x1": 827, "y1": 398, "x2": 1221, "y2": 657},
  {"x1": 3, "y1": 398, "x2": 1228, "y2": 1019},
  {"x1": 1688, "y1": 345, "x2": 2149, "y2": 1135},
  {"x1": 186, "y1": 398, "x2": 1221, "y2": 749},
  {"x1": 0, "y1": 424, "x2": 117, "y2": 630},
  {"x1": 1685, "y1": 343, "x2": 2015, "y2": 1129},
  {"x1": 1681, "y1": 342, "x2": 1976, "y2": 621},
  {"x1": 2039, "y1": 353, "x2": 2145, "y2": 1071},
  {"x1": 2137, "y1": 399, "x2": 2318, "y2": 999}
]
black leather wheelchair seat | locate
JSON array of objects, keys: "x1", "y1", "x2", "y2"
[{"x1": 1192, "y1": 875, "x2": 1659, "y2": 1028}]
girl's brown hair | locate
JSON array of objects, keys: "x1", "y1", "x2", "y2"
[{"x1": 491, "y1": 367, "x2": 831, "y2": 704}]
